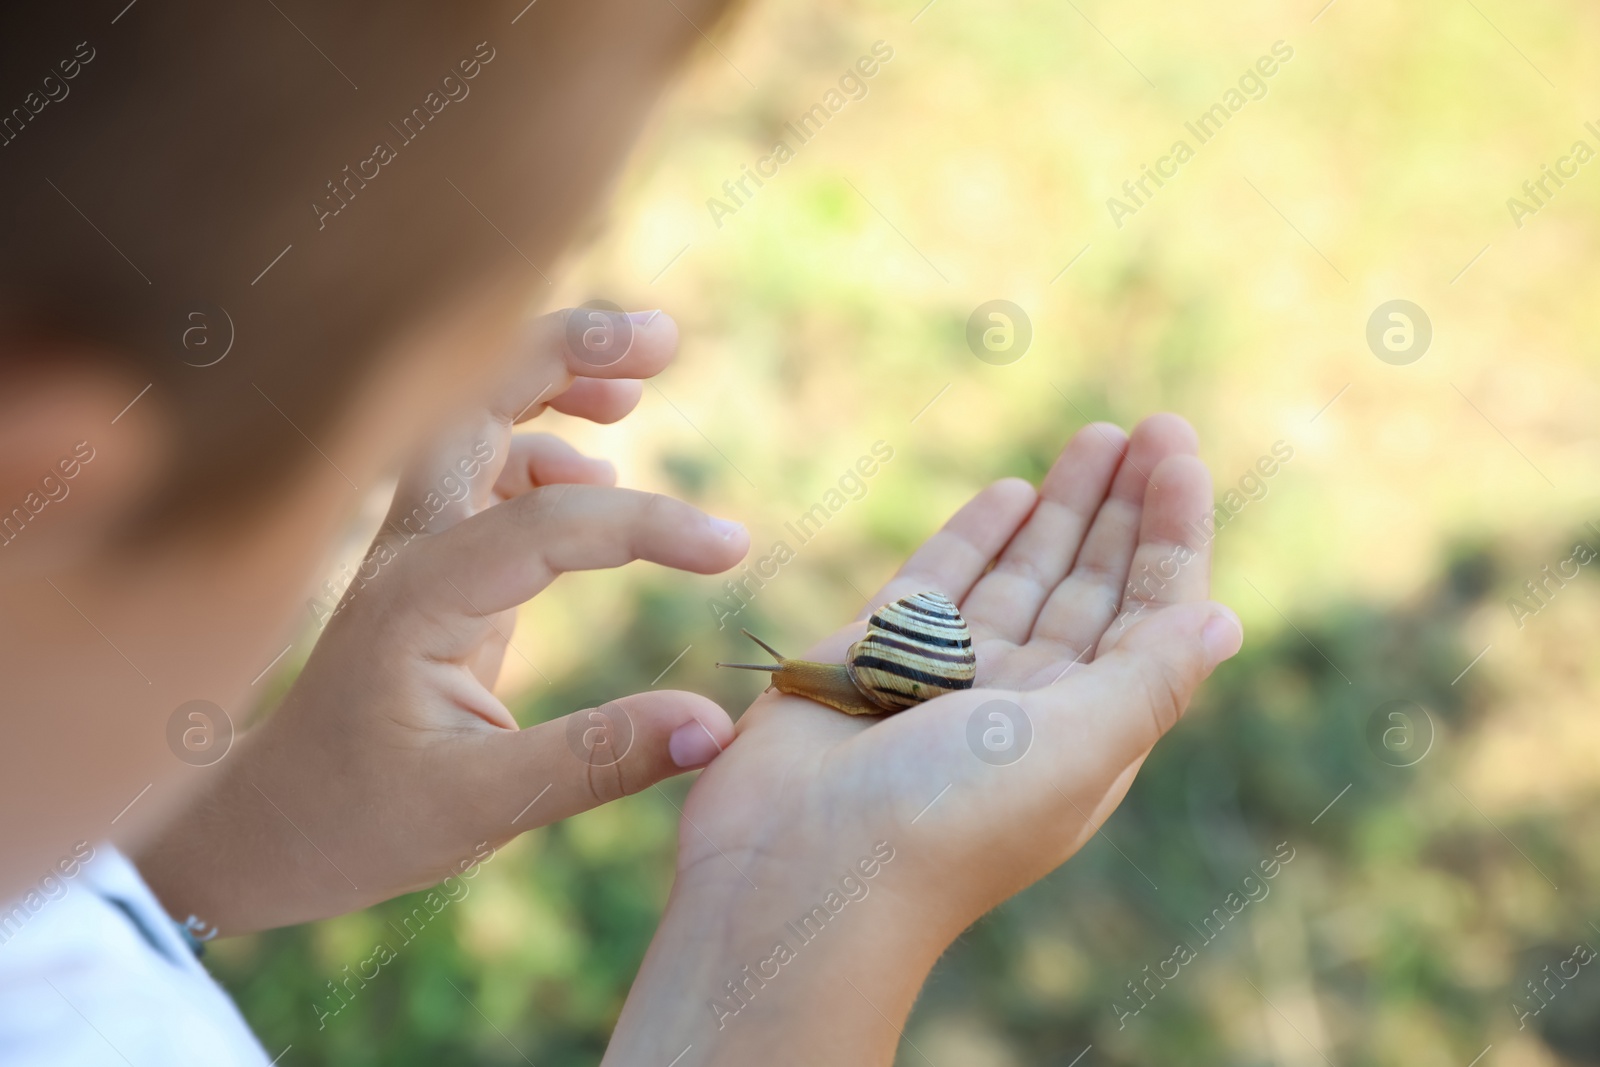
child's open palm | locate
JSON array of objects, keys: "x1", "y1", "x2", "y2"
[{"x1": 605, "y1": 415, "x2": 1243, "y2": 1064}]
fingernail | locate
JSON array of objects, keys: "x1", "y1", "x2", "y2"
[
  {"x1": 1202, "y1": 609, "x2": 1243, "y2": 670},
  {"x1": 709, "y1": 516, "x2": 745, "y2": 541},
  {"x1": 628, "y1": 309, "x2": 663, "y2": 325},
  {"x1": 669, "y1": 721, "x2": 723, "y2": 769}
]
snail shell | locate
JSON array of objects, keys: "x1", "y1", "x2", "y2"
[
  {"x1": 846, "y1": 591, "x2": 977, "y2": 711},
  {"x1": 718, "y1": 591, "x2": 977, "y2": 716}
]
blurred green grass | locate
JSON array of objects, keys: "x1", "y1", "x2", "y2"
[{"x1": 211, "y1": 0, "x2": 1600, "y2": 1062}]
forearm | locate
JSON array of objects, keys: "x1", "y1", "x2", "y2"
[{"x1": 604, "y1": 859, "x2": 953, "y2": 1066}]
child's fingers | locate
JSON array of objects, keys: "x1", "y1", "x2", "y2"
[
  {"x1": 859, "y1": 479, "x2": 1038, "y2": 624},
  {"x1": 1023, "y1": 414, "x2": 1198, "y2": 658},
  {"x1": 545, "y1": 377, "x2": 644, "y2": 424},
  {"x1": 558, "y1": 307, "x2": 678, "y2": 380},
  {"x1": 489, "y1": 309, "x2": 678, "y2": 427},
  {"x1": 1025, "y1": 599, "x2": 1241, "y2": 776},
  {"x1": 403, "y1": 485, "x2": 748, "y2": 621},
  {"x1": 957, "y1": 423, "x2": 1127, "y2": 645},
  {"x1": 389, "y1": 310, "x2": 666, "y2": 533},
  {"x1": 492, "y1": 434, "x2": 617, "y2": 499},
  {"x1": 470, "y1": 691, "x2": 736, "y2": 827},
  {"x1": 1095, "y1": 454, "x2": 1214, "y2": 654}
]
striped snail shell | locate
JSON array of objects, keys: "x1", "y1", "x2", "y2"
[{"x1": 717, "y1": 591, "x2": 977, "y2": 716}]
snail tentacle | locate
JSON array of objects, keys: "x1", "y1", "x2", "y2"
[
  {"x1": 715, "y1": 592, "x2": 977, "y2": 717},
  {"x1": 715, "y1": 628, "x2": 788, "y2": 671}
]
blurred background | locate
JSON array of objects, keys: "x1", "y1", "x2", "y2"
[{"x1": 211, "y1": 0, "x2": 1600, "y2": 1062}]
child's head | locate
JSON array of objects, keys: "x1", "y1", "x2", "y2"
[{"x1": 0, "y1": 0, "x2": 733, "y2": 895}]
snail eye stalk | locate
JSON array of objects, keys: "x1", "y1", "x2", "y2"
[
  {"x1": 716, "y1": 629, "x2": 787, "y2": 671},
  {"x1": 714, "y1": 594, "x2": 976, "y2": 718}
]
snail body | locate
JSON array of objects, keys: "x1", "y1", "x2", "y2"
[{"x1": 718, "y1": 591, "x2": 976, "y2": 715}]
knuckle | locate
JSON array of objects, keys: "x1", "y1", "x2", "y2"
[
  {"x1": 1137, "y1": 658, "x2": 1190, "y2": 739},
  {"x1": 520, "y1": 482, "x2": 574, "y2": 526},
  {"x1": 637, "y1": 491, "x2": 682, "y2": 541},
  {"x1": 336, "y1": 536, "x2": 422, "y2": 626},
  {"x1": 1070, "y1": 557, "x2": 1124, "y2": 590},
  {"x1": 995, "y1": 555, "x2": 1052, "y2": 593},
  {"x1": 639, "y1": 490, "x2": 673, "y2": 524},
  {"x1": 582, "y1": 761, "x2": 627, "y2": 806},
  {"x1": 579, "y1": 749, "x2": 650, "y2": 806},
  {"x1": 569, "y1": 702, "x2": 642, "y2": 806}
]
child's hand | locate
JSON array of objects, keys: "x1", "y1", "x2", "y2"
[
  {"x1": 134, "y1": 310, "x2": 751, "y2": 933},
  {"x1": 605, "y1": 414, "x2": 1242, "y2": 1064}
]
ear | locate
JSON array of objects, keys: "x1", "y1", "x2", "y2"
[{"x1": 0, "y1": 351, "x2": 168, "y2": 572}]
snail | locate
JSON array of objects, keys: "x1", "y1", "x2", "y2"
[{"x1": 717, "y1": 591, "x2": 977, "y2": 715}]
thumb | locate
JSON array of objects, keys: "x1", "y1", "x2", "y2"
[
  {"x1": 1034, "y1": 600, "x2": 1241, "y2": 769},
  {"x1": 473, "y1": 691, "x2": 735, "y2": 830}
]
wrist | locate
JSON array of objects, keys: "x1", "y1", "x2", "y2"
[
  {"x1": 132, "y1": 721, "x2": 362, "y2": 935},
  {"x1": 606, "y1": 840, "x2": 954, "y2": 1066},
  {"x1": 130, "y1": 730, "x2": 277, "y2": 936}
]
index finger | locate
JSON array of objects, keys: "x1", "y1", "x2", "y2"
[
  {"x1": 404, "y1": 485, "x2": 749, "y2": 620},
  {"x1": 490, "y1": 308, "x2": 680, "y2": 426}
]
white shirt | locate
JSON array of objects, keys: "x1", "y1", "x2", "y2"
[{"x1": 0, "y1": 843, "x2": 269, "y2": 1065}]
